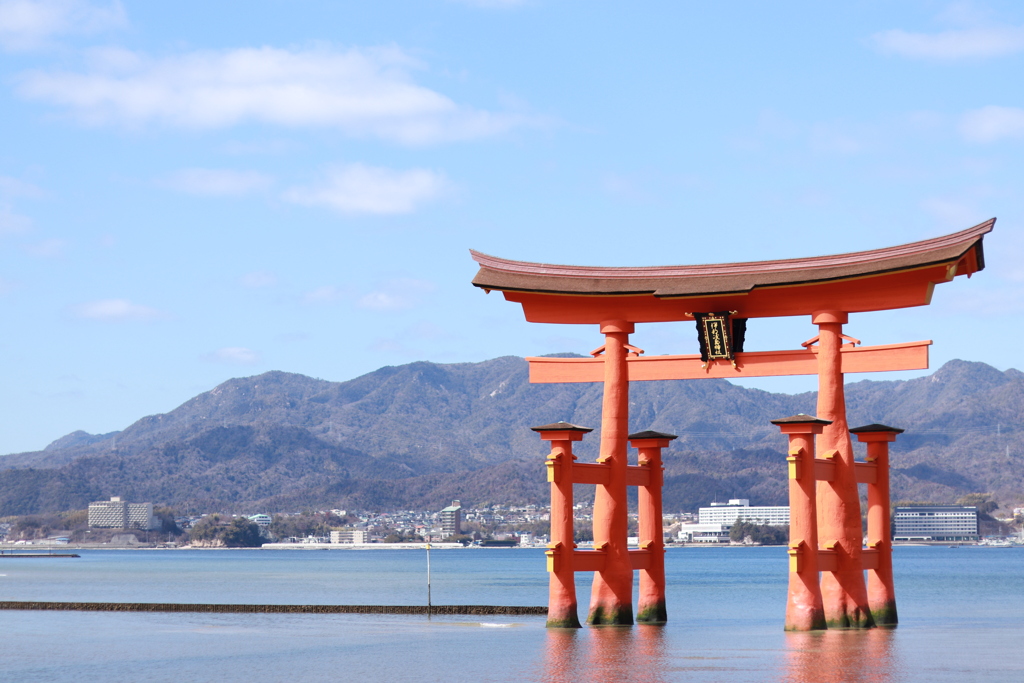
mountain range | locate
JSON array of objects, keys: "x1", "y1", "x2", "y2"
[{"x1": 1, "y1": 356, "x2": 1020, "y2": 516}]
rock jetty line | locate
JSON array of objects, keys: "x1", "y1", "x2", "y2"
[{"x1": 0, "y1": 601, "x2": 546, "y2": 616}]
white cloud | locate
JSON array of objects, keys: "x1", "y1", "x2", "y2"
[
  {"x1": 871, "y1": 25, "x2": 1024, "y2": 60},
  {"x1": 161, "y1": 168, "x2": 272, "y2": 197},
  {"x1": 920, "y1": 197, "x2": 982, "y2": 229},
  {"x1": 961, "y1": 105, "x2": 1024, "y2": 143},
  {"x1": 202, "y1": 346, "x2": 260, "y2": 365},
  {"x1": 601, "y1": 173, "x2": 653, "y2": 203},
  {"x1": 809, "y1": 123, "x2": 864, "y2": 154},
  {"x1": 284, "y1": 163, "x2": 449, "y2": 215},
  {"x1": 24, "y1": 236, "x2": 66, "y2": 256},
  {"x1": 369, "y1": 321, "x2": 448, "y2": 356},
  {"x1": 0, "y1": 175, "x2": 43, "y2": 235},
  {"x1": 71, "y1": 298, "x2": 165, "y2": 321},
  {"x1": 0, "y1": 0, "x2": 126, "y2": 52},
  {"x1": 16, "y1": 45, "x2": 531, "y2": 143},
  {"x1": 357, "y1": 291, "x2": 408, "y2": 310},
  {"x1": 0, "y1": 203, "x2": 33, "y2": 234},
  {"x1": 301, "y1": 285, "x2": 351, "y2": 305},
  {"x1": 239, "y1": 270, "x2": 278, "y2": 288},
  {"x1": 0, "y1": 175, "x2": 43, "y2": 198},
  {"x1": 357, "y1": 278, "x2": 435, "y2": 311}
]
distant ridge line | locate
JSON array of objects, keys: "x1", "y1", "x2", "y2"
[{"x1": 0, "y1": 601, "x2": 547, "y2": 615}]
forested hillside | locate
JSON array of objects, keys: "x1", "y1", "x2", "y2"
[{"x1": 0, "y1": 356, "x2": 1020, "y2": 515}]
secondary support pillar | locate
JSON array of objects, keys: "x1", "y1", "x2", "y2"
[
  {"x1": 811, "y1": 310, "x2": 874, "y2": 629},
  {"x1": 772, "y1": 414, "x2": 829, "y2": 631},
  {"x1": 629, "y1": 429, "x2": 677, "y2": 624},
  {"x1": 533, "y1": 421, "x2": 594, "y2": 628},
  {"x1": 589, "y1": 319, "x2": 635, "y2": 625},
  {"x1": 851, "y1": 423, "x2": 903, "y2": 627}
]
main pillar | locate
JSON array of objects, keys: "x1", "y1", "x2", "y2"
[
  {"x1": 771, "y1": 414, "x2": 828, "y2": 631},
  {"x1": 588, "y1": 320, "x2": 634, "y2": 625},
  {"x1": 812, "y1": 311, "x2": 874, "y2": 628},
  {"x1": 629, "y1": 430, "x2": 676, "y2": 624},
  {"x1": 533, "y1": 421, "x2": 593, "y2": 628},
  {"x1": 851, "y1": 423, "x2": 903, "y2": 627}
]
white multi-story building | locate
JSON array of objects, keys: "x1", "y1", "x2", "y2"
[
  {"x1": 676, "y1": 523, "x2": 730, "y2": 543},
  {"x1": 248, "y1": 514, "x2": 272, "y2": 528},
  {"x1": 440, "y1": 500, "x2": 462, "y2": 537},
  {"x1": 893, "y1": 506, "x2": 979, "y2": 542},
  {"x1": 88, "y1": 497, "x2": 158, "y2": 530},
  {"x1": 330, "y1": 529, "x2": 368, "y2": 544},
  {"x1": 698, "y1": 499, "x2": 789, "y2": 527}
]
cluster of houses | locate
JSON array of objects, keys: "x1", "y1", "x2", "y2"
[{"x1": 0, "y1": 494, "x2": 996, "y2": 547}]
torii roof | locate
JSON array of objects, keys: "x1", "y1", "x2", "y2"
[{"x1": 470, "y1": 219, "x2": 992, "y2": 323}]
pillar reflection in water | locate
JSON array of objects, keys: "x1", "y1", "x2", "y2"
[
  {"x1": 784, "y1": 628, "x2": 901, "y2": 683},
  {"x1": 542, "y1": 626, "x2": 668, "y2": 683},
  {"x1": 542, "y1": 629, "x2": 582, "y2": 683}
]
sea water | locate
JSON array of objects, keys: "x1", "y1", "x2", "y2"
[{"x1": 1, "y1": 546, "x2": 1022, "y2": 682}]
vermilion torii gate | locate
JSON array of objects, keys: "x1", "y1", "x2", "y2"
[{"x1": 470, "y1": 219, "x2": 992, "y2": 629}]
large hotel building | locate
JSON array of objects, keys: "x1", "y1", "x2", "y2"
[
  {"x1": 676, "y1": 499, "x2": 791, "y2": 543},
  {"x1": 87, "y1": 497, "x2": 158, "y2": 530},
  {"x1": 893, "y1": 506, "x2": 979, "y2": 542},
  {"x1": 698, "y1": 499, "x2": 790, "y2": 526}
]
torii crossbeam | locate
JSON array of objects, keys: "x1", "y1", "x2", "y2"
[{"x1": 470, "y1": 219, "x2": 992, "y2": 629}]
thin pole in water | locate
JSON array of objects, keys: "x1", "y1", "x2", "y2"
[{"x1": 426, "y1": 542, "x2": 432, "y2": 618}]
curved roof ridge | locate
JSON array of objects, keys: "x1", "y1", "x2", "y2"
[{"x1": 470, "y1": 219, "x2": 994, "y2": 279}]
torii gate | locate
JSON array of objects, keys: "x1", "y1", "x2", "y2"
[{"x1": 470, "y1": 219, "x2": 992, "y2": 629}]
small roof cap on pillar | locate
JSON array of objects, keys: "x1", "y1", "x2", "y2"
[
  {"x1": 850, "y1": 423, "x2": 905, "y2": 434},
  {"x1": 628, "y1": 430, "x2": 678, "y2": 441},
  {"x1": 530, "y1": 421, "x2": 593, "y2": 433},
  {"x1": 770, "y1": 413, "x2": 832, "y2": 426}
]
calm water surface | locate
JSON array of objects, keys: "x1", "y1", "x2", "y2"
[{"x1": 1, "y1": 546, "x2": 1022, "y2": 682}]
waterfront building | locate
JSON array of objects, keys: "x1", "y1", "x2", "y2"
[
  {"x1": 440, "y1": 500, "x2": 462, "y2": 537},
  {"x1": 248, "y1": 514, "x2": 272, "y2": 528},
  {"x1": 676, "y1": 523, "x2": 730, "y2": 543},
  {"x1": 88, "y1": 497, "x2": 158, "y2": 530},
  {"x1": 893, "y1": 506, "x2": 979, "y2": 542},
  {"x1": 330, "y1": 529, "x2": 368, "y2": 544},
  {"x1": 698, "y1": 499, "x2": 790, "y2": 527}
]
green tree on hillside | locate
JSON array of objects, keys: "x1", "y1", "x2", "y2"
[
  {"x1": 956, "y1": 493, "x2": 998, "y2": 517},
  {"x1": 220, "y1": 517, "x2": 262, "y2": 547},
  {"x1": 729, "y1": 521, "x2": 788, "y2": 545}
]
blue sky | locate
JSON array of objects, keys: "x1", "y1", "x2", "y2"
[{"x1": 1, "y1": 0, "x2": 1022, "y2": 454}]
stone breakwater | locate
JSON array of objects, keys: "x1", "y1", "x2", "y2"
[{"x1": 0, "y1": 601, "x2": 546, "y2": 616}]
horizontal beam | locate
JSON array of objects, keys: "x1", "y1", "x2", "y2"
[
  {"x1": 572, "y1": 549, "x2": 606, "y2": 572},
  {"x1": 628, "y1": 549, "x2": 651, "y2": 571},
  {"x1": 570, "y1": 462, "x2": 608, "y2": 486},
  {"x1": 549, "y1": 463, "x2": 652, "y2": 487},
  {"x1": 861, "y1": 547, "x2": 879, "y2": 571},
  {"x1": 626, "y1": 466, "x2": 651, "y2": 487},
  {"x1": 814, "y1": 458, "x2": 836, "y2": 482},
  {"x1": 817, "y1": 548, "x2": 838, "y2": 573},
  {"x1": 855, "y1": 461, "x2": 878, "y2": 485},
  {"x1": 789, "y1": 545, "x2": 883, "y2": 573},
  {"x1": 561, "y1": 548, "x2": 653, "y2": 573},
  {"x1": 528, "y1": 341, "x2": 931, "y2": 384}
]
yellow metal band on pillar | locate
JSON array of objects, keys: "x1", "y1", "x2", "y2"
[
  {"x1": 545, "y1": 545, "x2": 558, "y2": 573},
  {"x1": 788, "y1": 543, "x2": 802, "y2": 573},
  {"x1": 787, "y1": 447, "x2": 803, "y2": 479},
  {"x1": 546, "y1": 452, "x2": 559, "y2": 483}
]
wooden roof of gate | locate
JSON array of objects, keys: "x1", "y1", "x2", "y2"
[{"x1": 470, "y1": 219, "x2": 993, "y2": 323}]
